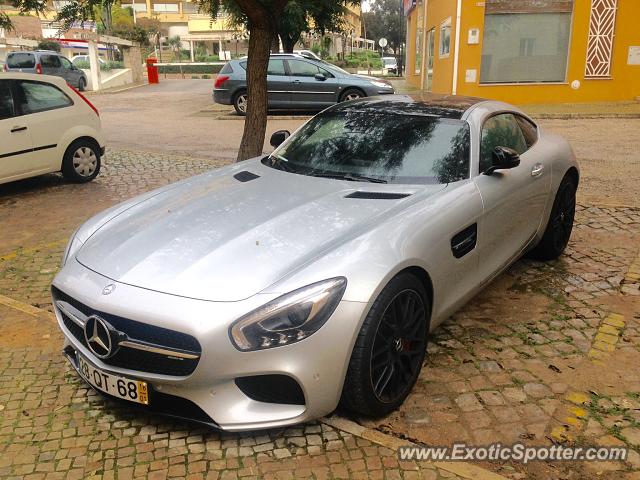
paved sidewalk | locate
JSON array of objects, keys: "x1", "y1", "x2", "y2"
[{"x1": 0, "y1": 299, "x2": 495, "y2": 480}]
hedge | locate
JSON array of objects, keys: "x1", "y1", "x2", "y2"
[{"x1": 157, "y1": 64, "x2": 223, "y2": 74}]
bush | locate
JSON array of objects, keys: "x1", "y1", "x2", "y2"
[
  {"x1": 73, "y1": 60, "x2": 125, "y2": 71},
  {"x1": 195, "y1": 54, "x2": 220, "y2": 62},
  {"x1": 345, "y1": 51, "x2": 383, "y2": 69},
  {"x1": 157, "y1": 64, "x2": 223, "y2": 74},
  {"x1": 37, "y1": 40, "x2": 61, "y2": 52}
]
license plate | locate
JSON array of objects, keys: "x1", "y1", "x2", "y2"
[{"x1": 77, "y1": 353, "x2": 149, "y2": 405}]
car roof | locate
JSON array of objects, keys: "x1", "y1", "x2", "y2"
[
  {"x1": 328, "y1": 93, "x2": 487, "y2": 119},
  {"x1": 0, "y1": 72, "x2": 70, "y2": 88}
]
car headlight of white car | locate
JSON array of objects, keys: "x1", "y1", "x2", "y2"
[
  {"x1": 371, "y1": 81, "x2": 392, "y2": 89},
  {"x1": 61, "y1": 229, "x2": 84, "y2": 267},
  {"x1": 229, "y1": 277, "x2": 347, "y2": 351}
]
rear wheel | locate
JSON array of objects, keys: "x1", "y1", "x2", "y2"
[
  {"x1": 341, "y1": 273, "x2": 430, "y2": 417},
  {"x1": 528, "y1": 175, "x2": 576, "y2": 260},
  {"x1": 233, "y1": 90, "x2": 247, "y2": 116},
  {"x1": 340, "y1": 88, "x2": 364, "y2": 103},
  {"x1": 62, "y1": 139, "x2": 101, "y2": 183}
]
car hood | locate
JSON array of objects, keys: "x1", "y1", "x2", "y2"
[{"x1": 76, "y1": 160, "x2": 445, "y2": 301}]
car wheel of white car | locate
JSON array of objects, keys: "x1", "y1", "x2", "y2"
[
  {"x1": 342, "y1": 273, "x2": 430, "y2": 417},
  {"x1": 234, "y1": 91, "x2": 248, "y2": 116},
  {"x1": 62, "y1": 140, "x2": 101, "y2": 183},
  {"x1": 340, "y1": 89, "x2": 364, "y2": 102}
]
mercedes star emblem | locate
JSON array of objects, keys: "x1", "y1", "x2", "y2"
[{"x1": 83, "y1": 316, "x2": 115, "y2": 358}]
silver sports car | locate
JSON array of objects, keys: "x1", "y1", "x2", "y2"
[{"x1": 52, "y1": 93, "x2": 579, "y2": 431}]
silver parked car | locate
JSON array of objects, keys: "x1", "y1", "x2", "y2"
[
  {"x1": 52, "y1": 94, "x2": 578, "y2": 431},
  {"x1": 213, "y1": 53, "x2": 395, "y2": 115},
  {"x1": 5, "y1": 51, "x2": 88, "y2": 91}
]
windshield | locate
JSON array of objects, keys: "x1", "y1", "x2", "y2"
[{"x1": 264, "y1": 110, "x2": 470, "y2": 185}]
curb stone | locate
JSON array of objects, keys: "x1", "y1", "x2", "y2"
[{"x1": 321, "y1": 416, "x2": 509, "y2": 480}]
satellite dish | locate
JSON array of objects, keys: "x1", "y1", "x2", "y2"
[{"x1": 379, "y1": 37, "x2": 388, "y2": 48}]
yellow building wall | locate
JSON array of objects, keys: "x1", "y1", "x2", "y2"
[
  {"x1": 424, "y1": 0, "x2": 457, "y2": 94},
  {"x1": 409, "y1": 0, "x2": 640, "y2": 103},
  {"x1": 405, "y1": 5, "x2": 421, "y2": 88}
]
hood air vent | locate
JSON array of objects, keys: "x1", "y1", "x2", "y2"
[
  {"x1": 345, "y1": 191, "x2": 411, "y2": 200},
  {"x1": 234, "y1": 171, "x2": 260, "y2": 182}
]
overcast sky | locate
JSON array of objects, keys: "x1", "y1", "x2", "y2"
[{"x1": 361, "y1": 1, "x2": 371, "y2": 13}]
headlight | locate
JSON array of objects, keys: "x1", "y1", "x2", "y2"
[
  {"x1": 371, "y1": 81, "x2": 391, "y2": 89},
  {"x1": 61, "y1": 230, "x2": 84, "y2": 267},
  {"x1": 229, "y1": 277, "x2": 347, "y2": 352}
]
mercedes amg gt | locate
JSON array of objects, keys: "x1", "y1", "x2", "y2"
[{"x1": 52, "y1": 93, "x2": 578, "y2": 431}]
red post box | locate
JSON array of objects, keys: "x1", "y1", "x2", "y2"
[{"x1": 146, "y1": 58, "x2": 159, "y2": 84}]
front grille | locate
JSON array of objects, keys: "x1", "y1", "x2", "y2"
[{"x1": 53, "y1": 286, "x2": 201, "y2": 376}]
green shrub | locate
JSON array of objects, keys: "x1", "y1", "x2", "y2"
[
  {"x1": 195, "y1": 54, "x2": 220, "y2": 62},
  {"x1": 202, "y1": 74, "x2": 211, "y2": 79},
  {"x1": 73, "y1": 60, "x2": 125, "y2": 71},
  {"x1": 157, "y1": 64, "x2": 223, "y2": 74}
]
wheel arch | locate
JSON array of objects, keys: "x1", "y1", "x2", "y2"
[
  {"x1": 565, "y1": 166, "x2": 579, "y2": 187},
  {"x1": 394, "y1": 265, "x2": 434, "y2": 329}
]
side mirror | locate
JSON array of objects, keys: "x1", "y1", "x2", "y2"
[
  {"x1": 314, "y1": 73, "x2": 327, "y2": 81},
  {"x1": 484, "y1": 146, "x2": 520, "y2": 175},
  {"x1": 270, "y1": 130, "x2": 290, "y2": 148}
]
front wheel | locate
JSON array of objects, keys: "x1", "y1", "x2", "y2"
[
  {"x1": 340, "y1": 88, "x2": 364, "y2": 103},
  {"x1": 62, "y1": 139, "x2": 101, "y2": 183},
  {"x1": 528, "y1": 175, "x2": 576, "y2": 260},
  {"x1": 341, "y1": 273, "x2": 430, "y2": 417},
  {"x1": 233, "y1": 91, "x2": 247, "y2": 116}
]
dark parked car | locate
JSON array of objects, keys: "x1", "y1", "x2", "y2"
[
  {"x1": 213, "y1": 53, "x2": 395, "y2": 115},
  {"x1": 4, "y1": 51, "x2": 88, "y2": 91}
]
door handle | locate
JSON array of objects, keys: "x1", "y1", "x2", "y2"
[
  {"x1": 531, "y1": 163, "x2": 544, "y2": 177},
  {"x1": 11, "y1": 126, "x2": 27, "y2": 133},
  {"x1": 292, "y1": 79, "x2": 301, "y2": 83}
]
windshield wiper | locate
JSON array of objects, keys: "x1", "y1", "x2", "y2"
[{"x1": 311, "y1": 172, "x2": 388, "y2": 184}]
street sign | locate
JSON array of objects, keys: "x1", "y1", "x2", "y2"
[{"x1": 379, "y1": 38, "x2": 388, "y2": 48}]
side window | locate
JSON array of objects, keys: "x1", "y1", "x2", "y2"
[
  {"x1": 480, "y1": 113, "x2": 528, "y2": 173},
  {"x1": 267, "y1": 59, "x2": 286, "y2": 76},
  {"x1": 0, "y1": 81, "x2": 15, "y2": 120},
  {"x1": 288, "y1": 60, "x2": 320, "y2": 77},
  {"x1": 318, "y1": 66, "x2": 334, "y2": 78},
  {"x1": 41, "y1": 55, "x2": 62, "y2": 68},
  {"x1": 515, "y1": 115, "x2": 538, "y2": 149},
  {"x1": 15, "y1": 81, "x2": 73, "y2": 115},
  {"x1": 60, "y1": 57, "x2": 73, "y2": 69}
]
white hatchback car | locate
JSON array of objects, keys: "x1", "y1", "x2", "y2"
[{"x1": 0, "y1": 73, "x2": 105, "y2": 185}]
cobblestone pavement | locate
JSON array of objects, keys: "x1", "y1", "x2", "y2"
[
  {"x1": 0, "y1": 306, "x2": 469, "y2": 480},
  {"x1": 0, "y1": 125, "x2": 639, "y2": 479}
]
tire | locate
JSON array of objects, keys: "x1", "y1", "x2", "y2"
[
  {"x1": 233, "y1": 90, "x2": 247, "y2": 116},
  {"x1": 78, "y1": 77, "x2": 86, "y2": 92},
  {"x1": 341, "y1": 273, "x2": 430, "y2": 417},
  {"x1": 528, "y1": 175, "x2": 577, "y2": 261},
  {"x1": 62, "y1": 139, "x2": 101, "y2": 183},
  {"x1": 340, "y1": 88, "x2": 365, "y2": 103}
]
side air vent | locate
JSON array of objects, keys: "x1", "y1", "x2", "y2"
[
  {"x1": 345, "y1": 191, "x2": 411, "y2": 200},
  {"x1": 234, "y1": 171, "x2": 260, "y2": 182}
]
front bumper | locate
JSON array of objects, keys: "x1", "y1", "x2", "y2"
[{"x1": 52, "y1": 259, "x2": 368, "y2": 431}]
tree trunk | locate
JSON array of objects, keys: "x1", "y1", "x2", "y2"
[
  {"x1": 237, "y1": 25, "x2": 272, "y2": 161},
  {"x1": 271, "y1": 32, "x2": 280, "y2": 53},
  {"x1": 280, "y1": 33, "x2": 298, "y2": 53}
]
